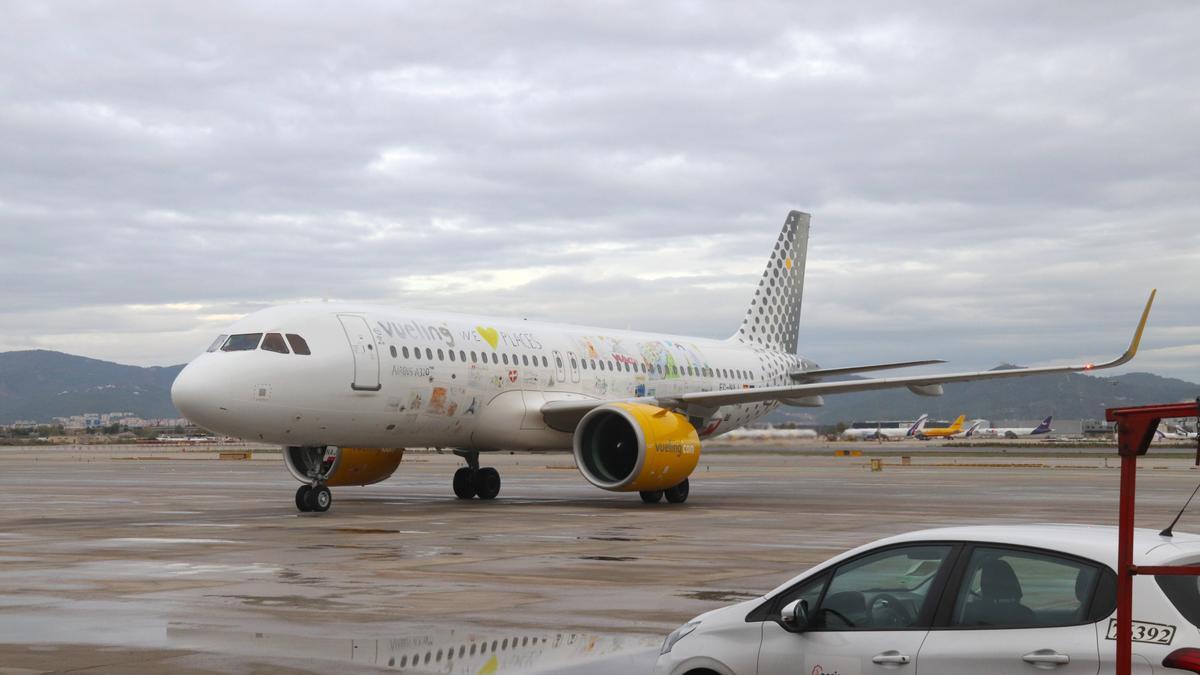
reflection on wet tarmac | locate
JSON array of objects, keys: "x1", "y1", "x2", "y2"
[{"x1": 169, "y1": 625, "x2": 658, "y2": 674}]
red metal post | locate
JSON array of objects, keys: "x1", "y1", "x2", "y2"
[
  {"x1": 1116, "y1": 449, "x2": 1137, "y2": 674},
  {"x1": 1107, "y1": 401, "x2": 1200, "y2": 675}
]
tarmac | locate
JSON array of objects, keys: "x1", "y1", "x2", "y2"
[{"x1": 1, "y1": 440, "x2": 1198, "y2": 673}]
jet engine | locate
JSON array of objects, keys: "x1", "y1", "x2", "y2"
[
  {"x1": 572, "y1": 403, "x2": 700, "y2": 492},
  {"x1": 284, "y1": 446, "x2": 404, "y2": 487}
]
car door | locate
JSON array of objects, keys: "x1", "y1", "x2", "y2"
[
  {"x1": 917, "y1": 545, "x2": 1105, "y2": 674},
  {"x1": 757, "y1": 543, "x2": 956, "y2": 675}
]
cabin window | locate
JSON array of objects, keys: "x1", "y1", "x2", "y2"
[
  {"x1": 502, "y1": 354, "x2": 509, "y2": 365},
  {"x1": 459, "y1": 350, "x2": 466, "y2": 362},
  {"x1": 285, "y1": 333, "x2": 309, "y2": 355},
  {"x1": 522, "y1": 354, "x2": 529, "y2": 366},
  {"x1": 470, "y1": 351, "x2": 477, "y2": 363},
  {"x1": 261, "y1": 333, "x2": 289, "y2": 354},
  {"x1": 491, "y1": 353, "x2": 498, "y2": 364},
  {"x1": 542, "y1": 356, "x2": 548, "y2": 367},
  {"x1": 402, "y1": 346, "x2": 410, "y2": 358},
  {"x1": 389, "y1": 345, "x2": 398, "y2": 358},
  {"x1": 448, "y1": 350, "x2": 456, "y2": 362},
  {"x1": 425, "y1": 348, "x2": 433, "y2": 360},
  {"x1": 206, "y1": 335, "x2": 228, "y2": 352},
  {"x1": 570, "y1": 357, "x2": 577, "y2": 369},
  {"x1": 221, "y1": 333, "x2": 262, "y2": 352},
  {"x1": 437, "y1": 349, "x2": 444, "y2": 361},
  {"x1": 555, "y1": 356, "x2": 563, "y2": 368}
]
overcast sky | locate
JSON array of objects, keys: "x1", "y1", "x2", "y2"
[{"x1": 1, "y1": 2, "x2": 1197, "y2": 381}]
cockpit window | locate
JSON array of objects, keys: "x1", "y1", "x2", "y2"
[
  {"x1": 285, "y1": 334, "x2": 311, "y2": 355},
  {"x1": 221, "y1": 333, "x2": 263, "y2": 352},
  {"x1": 261, "y1": 333, "x2": 289, "y2": 354},
  {"x1": 206, "y1": 335, "x2": 228, "y2": 353}
]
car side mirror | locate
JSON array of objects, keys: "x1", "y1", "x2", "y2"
[{"x1": 780, "y1": 599, "x2": 811, "y2": 633}]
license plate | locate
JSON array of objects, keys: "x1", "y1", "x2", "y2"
[{"x1": 1105, "y1": 619, "x2": 1176, "y2": 645}]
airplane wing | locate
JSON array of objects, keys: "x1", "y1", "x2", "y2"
[
  {"x1": 789, "y1": 359, "x2": 946, "y2": 382},
  {"x1": 542, "y1": 290, "x2": 1155, "y2": 432}
]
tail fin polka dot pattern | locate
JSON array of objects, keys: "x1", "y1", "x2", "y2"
[{"x1": 734, "y1": 210, "x2": 809, "y2": 354}]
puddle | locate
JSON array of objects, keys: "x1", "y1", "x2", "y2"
[
  {"x1": 678, "y1": 589, "x2": 761, "y2": 602},
  {"x1": 106, "y1": 538, "x2": 239, "y2": 546}
]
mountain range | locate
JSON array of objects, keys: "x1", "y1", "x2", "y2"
[
  {"x1": 0, "y1": 350, "x2": 1196, "y2": 426},
  {"x1": 0, "y1": 350, "x2": 184, "y2": 424}
]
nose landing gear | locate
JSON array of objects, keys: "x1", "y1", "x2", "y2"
[
  {"x1": 452, "y1": 449, "x2": 501, "y2": 500},
  {"x1": 295, "y1": 484, "x2": 332, "y2": 512}
]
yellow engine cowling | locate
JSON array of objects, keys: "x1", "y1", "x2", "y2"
[
  {"x1": 284, "y1": 446, "x2": 404, "y2": 487},
  {"x1": 572, "y1": 403, "x2": 700, "y2": 492}
]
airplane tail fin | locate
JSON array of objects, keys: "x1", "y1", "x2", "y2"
[
  {"x1": 949, "y1": 414, "x2": 966, "y2": 431},
  {"x1": 1032, "y1": 416, "x2": 1053, "y2": 434},
  {"x1": 906, "y1": 414, "x2": 929, "y2": 436},
  {"x1": 734, "y1": 211, "x2": 809, "y2": 353},
  {"x1": 965, "y1": 421, "x2": 983, "y2": 437}
]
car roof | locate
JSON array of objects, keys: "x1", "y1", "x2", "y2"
[
  {"x1": 763, "y1": 523, "x2": 1200, "y2": 603},
  {"x1": 867, "y1": 523, "x2": 1200, "y2": 567}
]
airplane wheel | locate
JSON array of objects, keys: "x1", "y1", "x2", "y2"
[
  {"x1": 639, "y1": 490, "x2": 664, "y2": 504},
  {"x1": 295, "y1": 485, "x2": 313, "y2": 512},
  {"x1": 474, "y1": 468, "x2": 501, "y2": 500},
  {"x1": 664, "y1": 479, "x2": 689, "y2": 504},
  {"x1": 309, "y1": 485, "x2": 332, "y2": 513},
  {"x1": 453, "y1": 467, "x2": 477, "y2": 499}
]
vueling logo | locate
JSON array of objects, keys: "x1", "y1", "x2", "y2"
[{"x1": 656, "y1": 440, "x2": 696, "y2": 456}]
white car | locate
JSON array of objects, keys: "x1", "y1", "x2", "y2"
[{"x1": 656, "y1": 524, "x2": 1200, "y2": 675}]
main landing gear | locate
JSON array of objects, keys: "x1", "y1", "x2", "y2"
[
  {"x1": 452, "y1": 449, "x2": 501, "y2": 500},
  {"x1": 639, "y1": 478, "x2": 690, "y2": 504},
  {"x1": 295, "y1": 484, "x2": 332, "y2": 512}
]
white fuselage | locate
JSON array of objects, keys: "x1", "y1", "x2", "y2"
[{"x1": 171, "y1": 303, "x2": 805, "y2": 451}]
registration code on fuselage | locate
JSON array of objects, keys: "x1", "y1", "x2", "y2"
[{"x1": 1105, "y1": 619, "x2": 1176, "y2": 645}]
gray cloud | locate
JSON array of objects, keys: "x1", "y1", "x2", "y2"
[{"x1": 1, "y1": 1, "x2": 1197, "y2": 380}]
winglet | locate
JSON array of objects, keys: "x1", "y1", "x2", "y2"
[{"x1": 1089, "y1": 289, "x2": 1155, "y2": 370}]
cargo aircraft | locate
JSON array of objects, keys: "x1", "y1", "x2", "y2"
[
  {"x1": 170, "y1": 212, "x2": 1156, "y2": 512},
  {"x1": 972, "y1": 415, "x2": 1055, "y2": 438},
  {"x1": 916, "y1": 414, "x2": 967, "y2": 439}
]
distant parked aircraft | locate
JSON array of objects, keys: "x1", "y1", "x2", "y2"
[
  {"x1": 973, "y1": 416, "x2": 1054, "y2": 439},
  {"x1": 723, "y1": 425, "x2": 819, "y2": 440},
  {"x1": 841, "y1": 415, "x2": 929, "y2": 440},
  {"x1": 918, "y1": 414, "x2": 967, "y2": 439}
]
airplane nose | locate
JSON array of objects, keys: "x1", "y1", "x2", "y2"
[{"x1": 171, "y1": 361, "x2": 217, "y2": 427}]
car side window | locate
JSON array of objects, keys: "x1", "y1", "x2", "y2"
[
  {"x1": 816, "y1": 545, "x2": 951, "y2": 630},
  {"x1": 951, "y1": 547, "x2": 1100, "y2": 628}
]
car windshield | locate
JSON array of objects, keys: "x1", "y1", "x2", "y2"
[{"x1": 1157, "y1": 575, "x2": 1200, "y2": 627}]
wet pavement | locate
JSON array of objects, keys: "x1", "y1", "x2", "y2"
[{"x1": 0, "y1": 443, "x2": 1197, "y2": 673}]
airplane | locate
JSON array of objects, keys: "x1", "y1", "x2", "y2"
[
  {"x1": 169, "y1": 211, "x2": 1156, "y2": 512},
  {"x1": 1155, "y1": 422, "x2": 1199, "y2": 441},
  {"x1": 972, "y1": 416, "x2": 1054, "y2": 439},
  {"x1": 840, "y1": 414, "x2": 929, "y2": 440},
  {"x1": 961, "y1": 420, "x2": 985, "y2": 437},
  {"x1": 722, "y1": 425, "x2": 819, "y2": 440},
  {"x1": 916, "y1": 414, "x2": 967, "y2": 439}
]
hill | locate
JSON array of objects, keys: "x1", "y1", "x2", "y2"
[
  {"x1": 766, "y1": 366, "x2": 1200, "y2": 425},
  {"x1": 0, "y1": 350, "x2": 184, "y2": 424}
]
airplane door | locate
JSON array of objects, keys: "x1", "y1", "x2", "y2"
[
  {"x1": 552, "y1": 350, "x2": 566, "y2": 383},
  {"x1": 566, "y1": 351, "x2": 580, "y2": 383},
  {"x1": 337, "y1": 314, "x2": 381, "y2": 391}
]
